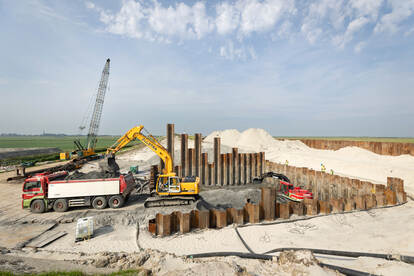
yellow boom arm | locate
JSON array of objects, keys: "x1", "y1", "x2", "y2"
[{"x1": 106, "y1": 125, "x2": 173, "y2": 174}]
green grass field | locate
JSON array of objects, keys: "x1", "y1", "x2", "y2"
[
  {"x1": 0, "y1": 136, "x2": 142, "y2": 166},
  {"x1": 274, "y1": 137, "x2": 414, "y2": 143},
  {"x1": 0, "y1": 136, "x2": 125, "y2": 151}
]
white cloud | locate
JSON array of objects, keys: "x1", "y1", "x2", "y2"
[
  {"x1": 86, "y1": 0, "x2": 414, "y2": 58},
  {"x1": 237, "y1": 0, "x2": 296, "y2": 36},
  {"x1": 219, "y1": 41, "x2": 256, "y2": 60},
  {"x1": 276, "y1": 20, "x2": 293, "y2": 39},
  {"x1": 354, "y1": 41, "x2": 367, "y2": 52},
  {"x1": 102, "y1": 1, "x2": 146, "y2": 39},
  {"x1": 85, "y1": 2, "x2": 95, "y2": 10},
  {"x1": 348, "y1": 0, "x2": 383, "y2": 19},
  {"x1": 301, "y1": 22, "x2": 322, "y2": 44},
  {"x1": 147, "y1": 1, "x2": 213, "y2": 40},
  {"x1": 301, "y1": 0, "x2": 346, "y2": 44},
  {"x1": 374, "y1": 0, "x2": 414, "y2": 33},
  {"x1": 405, "y1": 26, "x2": 414, "y2": 36},
  {"x1": 215, "y1": 2, "x2": 240, "y2": 35},
  {"x1": 333, "y1": 16, "x2": 370, "y2": 48}
]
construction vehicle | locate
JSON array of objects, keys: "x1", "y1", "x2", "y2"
[
  {"x1": 105, "y1": 125, "x2": 200, "y2": 207},
  {"x1": 253, "y1": 172, "x2": 313, "y2": 202},
  {"x1": 22, "y1": 171, "x2": 135, "y2": 213},
  {"x1": 61, "y1": 58, "x2": 111, "y2": 160}
]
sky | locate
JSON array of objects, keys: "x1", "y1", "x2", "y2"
[{"x1": 0, "y1": 0, "x2": 413, "y2": 137}]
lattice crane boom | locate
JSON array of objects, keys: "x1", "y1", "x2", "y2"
[{"x1": 86, "y1": 58, "x2": 110, "y2": 151}]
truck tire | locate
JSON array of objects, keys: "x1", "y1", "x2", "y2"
[
  {"x1": 53, "y1": 199, "x2": 68, "y2": 212},
  {"x1": 92, "y1": 196, "x2": 107, "y2": 209},
  {"x1": 31, "y1": 200, "x2": 45, "y2": 213},
  {"x1": 108, "y1": 195, "x2": 124, "y2": 209}
]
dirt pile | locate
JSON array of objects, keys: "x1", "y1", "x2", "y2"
[
  {"x1": 65, "y1": 170, "x2": 116, "y2": 180},
  {"x1": 197, "y1": 188, "x2": 261, "y2": 210},
  {"x1": 76, "y1": 251, "x2": 150, "y2": 270}
]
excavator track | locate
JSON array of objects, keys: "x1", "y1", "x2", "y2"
[{"x1": 144, "y1": 196, "x2": 197, "y2": 208}]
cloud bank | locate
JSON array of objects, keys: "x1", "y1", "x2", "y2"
[{"x1": 87, "y1": 0, "x2": 414, "y2": 58}]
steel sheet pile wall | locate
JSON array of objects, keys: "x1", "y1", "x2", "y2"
[
  {"x1": 283, "y1": 139, "x2": 414, "y2": 156},
  {"x1": 266, "y1": 160, "x2": 407, "y2": 214},
  {"x1": 148, "y1": 160, "x2": 407, "y2": 237},
  {"x1": 154, "y1": 124, "x2": 265, "y2": 186},
  {"x1": 148, "y1": 187, "x2": 273, "y2": 236}
]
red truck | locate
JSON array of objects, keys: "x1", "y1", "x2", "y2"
[{"x1": 22, "y1": 171, "x2": 135, "y2": 213}]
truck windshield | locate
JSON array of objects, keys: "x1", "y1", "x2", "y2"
[{"x1": 24, "y1": 181, "x2": 40, "y2": 190}]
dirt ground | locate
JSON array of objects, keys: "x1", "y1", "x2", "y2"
[
  {"x1": 1, "y1": 134, "x2": 414, "y2": 275},
  {"x1": 0, "y1": 171, "x2": 267, "y2": 275}
]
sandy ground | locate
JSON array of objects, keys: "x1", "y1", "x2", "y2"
[
  {"x1": 1, "y1": 128, "x2": 414, "y2": 275},
  {"x1": 140, "y1": 200, "x2": 414, "y2": 275},
  {"x1": 205, "y1": 129, "x2": 414, "y2": 196}
]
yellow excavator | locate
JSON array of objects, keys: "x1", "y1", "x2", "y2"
[{"x1": 105, "y1": 125, "x2": 200, "y2": 207}]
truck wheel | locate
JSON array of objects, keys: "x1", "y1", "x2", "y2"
[
  {"x1": 108, "y1": 195, "x2": 124, "y2": 209},
  {"x1": 53, "y1": 199, "x2": 68, "y2": 212},
  {"x1": 92, "y1": 196, "x2": 107, "y2": 209},
  {"x1": 31, "y1": 200, "x2": 45, "y2": 213}
]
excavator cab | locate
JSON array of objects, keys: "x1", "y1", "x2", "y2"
[{"x1": 157, "y1": 176, "x2": 181, "y2": 193}]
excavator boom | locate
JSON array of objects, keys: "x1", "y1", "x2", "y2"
[
  {"x1": 106, "y1": 125, "x2": 172, "y2": 174},
  {"x1": 105, "y1": 125, "x2": 200, "y2": 208}
]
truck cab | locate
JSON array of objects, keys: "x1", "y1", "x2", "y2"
[{"x1": 22, "y1": 171, "x2": 68, "y2": 213}]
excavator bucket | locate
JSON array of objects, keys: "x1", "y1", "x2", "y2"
[{"x1": 99, "y1": 155, "x2": 120, "y2": 176}]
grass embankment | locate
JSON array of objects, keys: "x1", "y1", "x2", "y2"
[
  {"x1": 0, "y1": 136, "x2": 141, "y2": 166},
  {"x1": 275, "y1": 137, "x2": 414, "y2": 143},
  {"x1": 0, "y1": 269, "x2": 148, "y2": 276}
]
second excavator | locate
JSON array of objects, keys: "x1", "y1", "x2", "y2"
[{"x1": 104, "y1": 125, "x2": 200, "y2": 207}]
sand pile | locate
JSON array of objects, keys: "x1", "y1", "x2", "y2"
[
  {"x1": 203, "y1": 129, "x2": 241, "y2": 145},
  {"x1": 205, "y1": 128, "x2": 414, "y2": 195},
  {"x1": 204, "y1": 128, "x2": 309, "y2": 152}
]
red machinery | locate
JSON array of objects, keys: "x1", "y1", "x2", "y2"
[
  {"x1": 278, "y1": 180, "x2": 313, "y2": 202},
  {"x1": 253, "y1": 172, "x2": 313, "y2": 202}
]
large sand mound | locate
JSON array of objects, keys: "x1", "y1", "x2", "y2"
[
  {"x1": 205, "y1": 128, "x2": 414, "y2": 195},
  {"x1": 203, "y1": 129, "x2": 241, "y2": 145},
  {"x1": 205, "y1": 128, "x2": 309, "y2": 152}
]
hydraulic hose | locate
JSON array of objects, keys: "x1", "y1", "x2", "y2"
[
  {"x1": 234, "y1": 227, "x2": 255, "y2": 254},
  {"x1": 187, "y1": 252, "x2": 273, "y2": 260},
  {"x1": 262, "y1": 247, "x2": 414, "y2": 264},
  {"x1": 319, "y1": 262, "x2": 377, "y2": 276},
  {"x1": 233, "y1": 226, "x2": 408, "y2": 275},
  {"x1": 187, "y1": 252, "x2": 377, "y2": 276}
]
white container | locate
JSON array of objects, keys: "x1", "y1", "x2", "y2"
[
  {"x1": 75, "y1": 217, "x2": 94, "y2": 241},
  {"x1": 48, "y1": 179, "x2": 120, "y2": 199}
]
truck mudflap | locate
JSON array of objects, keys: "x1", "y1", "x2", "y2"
[{"x1": 144, "y1": 196, "x2": 197, "y2": 208}]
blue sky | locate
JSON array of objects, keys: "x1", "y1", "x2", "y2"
[{"x1": 0, "y1": 0, "x2": 413, "y2": 136}]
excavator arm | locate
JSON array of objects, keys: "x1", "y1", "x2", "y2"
[{"x1": 106, "y1": 125, "x2": 173, "y2": 174}]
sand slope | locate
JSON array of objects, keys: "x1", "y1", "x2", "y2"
[{"x1": 206, "y1": 128, "x2": 414, "y2": 195}]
